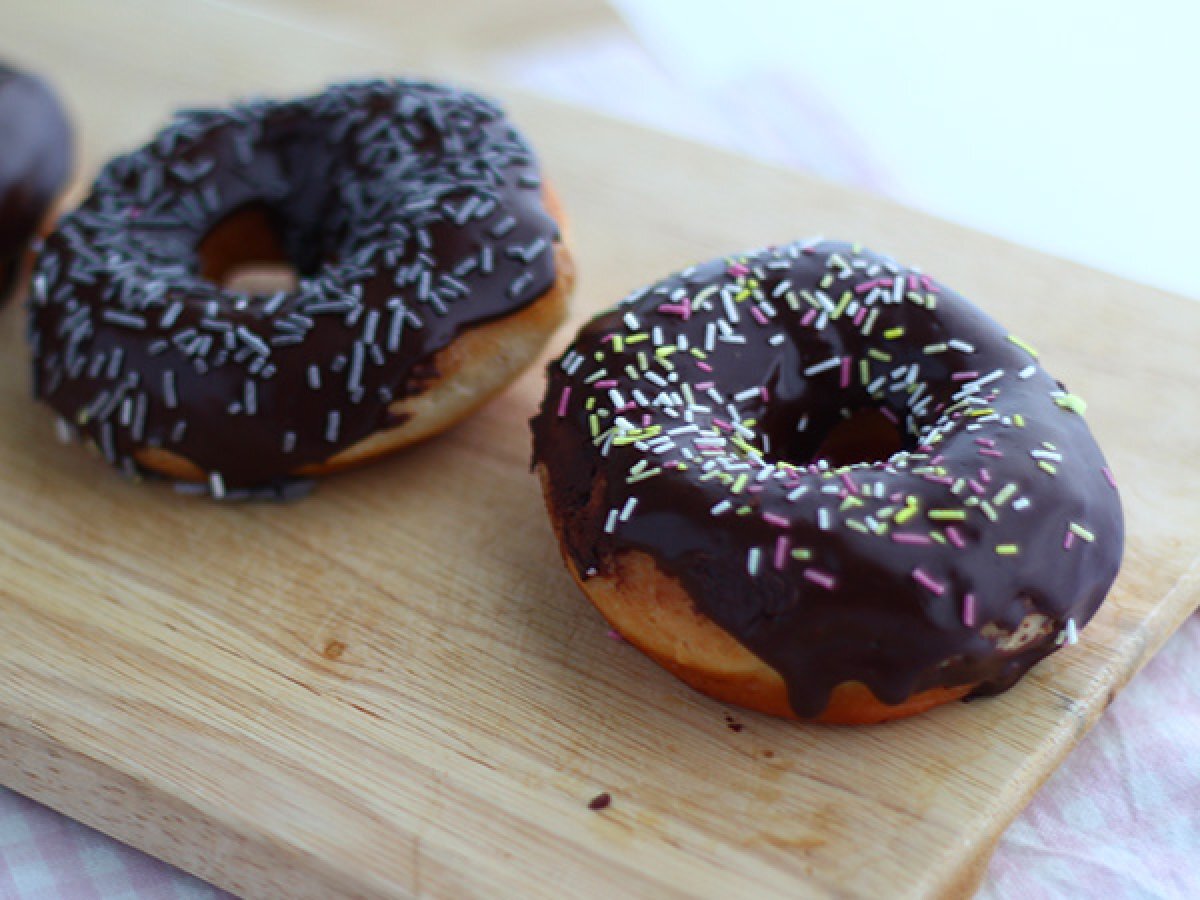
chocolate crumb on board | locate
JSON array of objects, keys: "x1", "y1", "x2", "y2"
[{"x1": 587, "y1": 792, "x2": 612, "y2": 811}]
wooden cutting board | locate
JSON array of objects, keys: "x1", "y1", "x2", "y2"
[{"x1": 2, "y1": 2, "x2": 1199, "y2": 897}]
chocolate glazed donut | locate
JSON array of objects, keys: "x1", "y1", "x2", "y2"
[
  {"x1": 0, "y1": 62, "x2": 72, "y2": 300},
  {"x1": 30, "y1": 79, "x2": 573, "y2": 497},
  {"x1": 532, "y1": 240, "x2": 1123, "y2": 723}
]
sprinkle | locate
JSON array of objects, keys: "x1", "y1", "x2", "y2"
[
  {"x1": 208, "y1": 472, "x2": 226, "y2": 499},
  {"x1": 962, "y1": 593, "x2": 977, "y2": 627},
  {"x1": 1069, "y1": 522, "x2": 1096, "y2": 542},
  {"x1": 803, "y1": 568, "x2": 837, "y2": 591},
  {"x1": 773, "y1": 535, "x2": 790, "y2": 569},
  {"x1": 1007, "y1": 334, "x2": 1039, "y2": 358},
  {"x1": 911, "y1": 567, "x2": 945, "y2": 596},
  {"x1": 945, "y1": 526, "x2": 967, "y2": 549},
  {"x1": 746, "y1": 546, "x2": 762, "y2": 576},
  {"x1": 619, "y1": 497, "x2": 638, "y2": 522},
  {"x1": 1102, "y1": 467, "x2": 1117, "y2": 488},
  {"x1": 804, "y1": 356, "x2": 841, "y2": 377},
  {"x1": 603, "y1": 508, "x2": 619, "y2": 534},
  {"x1": 763, "y1": 512, "x2": 791, "y2": 528},
  {"x1": 928, "y1": 509, "x2": 967, "y2": 521},
  {"x1": 557, "y1": 386, "x2": 572, "y2": 417},
  {"x1": 1063, "y1": 530, "x2": 1075, "y2": 550},
  {"x1": 1053, "y1": 392, "x2": 1088, "y2": 415},
  {"x1": 995, "y1": 543, "x2": 1020, "y2": 556},
  {"x1": 891, "y1": 532, "x2": 933, "y2": 545},
  {"x1": 1065, "y1": 619, "x2": 1079, "y2": 645}
]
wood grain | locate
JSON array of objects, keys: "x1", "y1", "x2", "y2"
[{"x1": 2, "y1": 2, "x2": 1199, "y2": 898}]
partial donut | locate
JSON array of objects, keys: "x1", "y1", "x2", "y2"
[
  {"x1": 30, "y1": 78, "x2": 574, "y2": 496},
  {"x1": 0, "y1": 62, "x2": 72, "y2": 300},
  {"x1": 532, "y1": 239, "x2": 1123, "y2": 723}
]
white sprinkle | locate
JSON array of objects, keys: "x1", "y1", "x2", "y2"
[
  {"x1": 209, "y1": 473, "x2": 226, "y2": 499},
  {"x1": 162, "y1": 371, "x2": 178, "y2": 409},
  {"x1": 604, "y1": 508, "x2": 620, "y2": 534},
  {"x1": 747, "y1": 546, "x2": 762, "y2": 576},
  {"x1": 804, "y1": 356, "x2": 841, "y2": 377},
  {"x1": 1018, "y1": 364, "x2": 1037, "y2": 379},
  {"x1": 620, "y1": 497, "x2": 638, "y2": 522}
]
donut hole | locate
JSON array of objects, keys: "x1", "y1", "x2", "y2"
[
  {"x1": 197, "y1": 203, "x2": 300, "y2": 295},
  {"x1": 809, "y1": 407, "x2": 908, "y2": 468}
]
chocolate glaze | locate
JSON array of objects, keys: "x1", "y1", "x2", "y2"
[
  {"x1": 0, "y1": 63, "x2": 72, "y2": 299},
  {"x1": 532, "y1": 240, "x2": 1124, "y2": 717},
  {"x1": 30, "y1": 79, "x2": 560, "y2": 492}
]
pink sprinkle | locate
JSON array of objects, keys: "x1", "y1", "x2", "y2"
[
  {"x1": 945, "y1": 526, "x2": 967, "y2": 549},
  {"x1": 695, "y1": 381, "x2": 715, "y2": 391},
  {"x1": 853, "y1": 307, "x2": 867, "y2": 325},
  {"x1": 923, "y1": 474, "x2": 955, "y2": 486},
  {"x1": 642, "y1": 414, "x2": 653, "y2": 426},
  {"x1": 617, "y1": 403, "x2": 637, "y2": 414},
  {"x1": 921, "y1": 275, "x2": 939, "y2": 294},
  {"x1": 891, "y1": 532, "x2": 933, "y2": 545},
  {"x1": 594, "y1": 379, "x2": 617, "y2": 389},
  {"x1": 952, "y1": 371, "x2": 980, "y2": 381},
  {"x1": 880, "y1": 407, "x2": 899, "y2": 424},
  {"x1": 695, "y1": 360, "x2": 713, "y2": 373},
  {"x1": 962, "y1": 593, "x2": 977, "y2": 626},
  {"x1": 968, "y1": 478, "x2": 986, "y2": 495},
  {"x1": 1102, "y1": 466, "x2": 1117, "y2": 489},
  {"x1": 729, "y1": 262, "x2": 749, "y2": 277},
  {"x1": 854, "y1": 278, "x2": 883, "y2": 294},
  {"x1": 750, "y1": 306, "x2": 768, "y2": 326},
  {"x1": 606, "y1": 629, "x2": 625, "y2": 642},
  {"x1": 909, "y1": 274, "x2": 920, "y2": 291},
  {"x1": 712, "y1": 418, "x2": 732, "y2": 432},
  {"x1": 978, "y1": 448, "x2": 1004, "y2": 458},
  {"x1": 1063, "y1": 530, "x2": 1075, "y2": 550},
  {"x1": 658, "y1": 303, "x2": 687, "y2": 317},
  {"x1": 890, "y1": 491, "x2": 906, "y2": 503},
  {"x1": 803, "y1": 568, "x2": 837, "y2": 591},
  {"x1": 979, "y1": 467, "x2": 992, "y2": 484},
  {"x1": 930, "y1": 454, "x2": 945, "y2": 465},
  {"x1": 760, "y1": 385, "x2": 770, "y2": 403},
  {"x1": 774, "y1": 535, "x2": 790, "y2": 570},
  {"x1": 840, "y1": 356, "x2": 852, "y2": 388},
  {"x1": 747, "y1": 485, "x2": 765, "y2": 494},
  {"x1": 912, "y1": 567, "x2": 946, "y2": 596},
  {"x1": 556, "y1": 386, "x2": 571, "y2": 417},
  {"x1": 840, "y1": 472, "x2": 858, "y2": 494},
  {"x1": 602, "y1": 333, "x2": 617, "y2": 344},
  {"x1": 763, "y1": 512, "x2": 791, "y2": 528},
  {"x1": 974, "y1": 437, "x2": 995, "y2": 447},
  {"x1": 801, "y1": 308, "x2": 818, "y2": 327}
]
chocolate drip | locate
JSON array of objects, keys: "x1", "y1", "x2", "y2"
[
  {"x1": 0, "y1": 63, "x2": 72, "y2": 299},
  {"x1": 29, "y1": 79, "x2": 560, "y2": 490},
  {"x1": 533, "y1": 241, "x2": 1124, "y2": 717}
]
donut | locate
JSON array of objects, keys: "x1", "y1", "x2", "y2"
[
  {"x1": 29, "y1": 78, "x2": 574, "y2": 496},
  {"x1": 0, "y1": 62, "x2": 72, "y2": 300},
  {"x1": 532, "y1": 239, "x2": 1123, "y2": 723}
]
